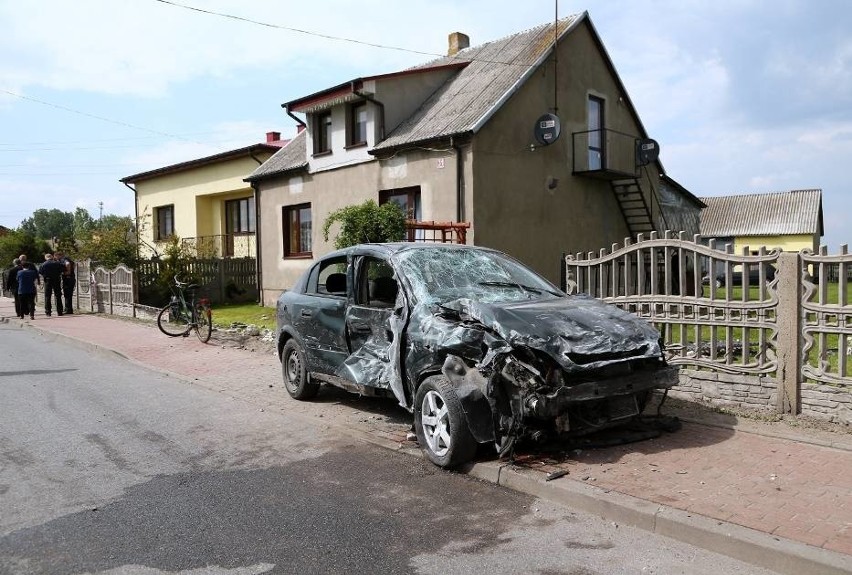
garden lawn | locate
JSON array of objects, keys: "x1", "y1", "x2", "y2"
[{"x1": 211, "y1": 302, "x2": 276, "y2": 331}]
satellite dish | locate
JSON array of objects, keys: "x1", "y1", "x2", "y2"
[
  {"x1": 533, "y1": 113, "x2": 561, "y2": 146},
  {"x1": 636, "y1": 138, "x2": 660, "y2": 166}
]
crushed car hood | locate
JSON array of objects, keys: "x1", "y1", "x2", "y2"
[{"x1": 439, "y1": 294, "x2": 662, "y2": 371}]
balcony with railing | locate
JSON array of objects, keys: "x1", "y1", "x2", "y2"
[
  {"x1": 177, "y1": 233, "x2": 257, "y2": 258},
  {"x1": 405, "y1": 220, "x2": 470, "y2": 244},
  {"x1": 572, "y1": 128, "x2": 641, "y2": 180}
]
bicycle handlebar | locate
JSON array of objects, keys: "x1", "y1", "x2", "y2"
[{"x1": 173, "y1": 275, "x2": 199, "y2": 291}]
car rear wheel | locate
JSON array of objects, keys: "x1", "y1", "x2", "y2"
[
  {"x1": 281, "y1": 339, "x2": 319, "y2": 400},
  {"x1": 414, "y1": 375, "x2": 476, "y2": 468}
]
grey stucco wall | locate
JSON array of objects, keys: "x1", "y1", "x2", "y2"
[
  {"x1": 470, "y1": 20, "x2": 659, "y2": 285},
  {"x1": 673, "y1": 369, "x2": 851, "y2": 425},
  {"x1": 256, "y1": 147, "x2": 467, "y2": 305}
]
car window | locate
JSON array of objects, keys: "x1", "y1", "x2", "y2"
[
  {"x1": 356, "y1": 257, "x2": 398, "y2": 308},
  {"x1": 311, "y1": 256, "x2": 348, "y2": 296},
  {"x1": 395, "y1": 247, "x2": 561, "y2": 305}
]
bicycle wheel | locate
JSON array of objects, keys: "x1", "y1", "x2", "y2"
[
  {"x1": 194, "y1": 301, "x2": 212, "y2": 343},
  {"x1": 157, "y1": 303, "x2": 192, "y2": 337}
]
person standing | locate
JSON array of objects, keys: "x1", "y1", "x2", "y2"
[
  {"x1": 17, "y1": 262, "x2": 40, "y2": 320},
  {"x1": 4, "y1": 258, "x2": 22, "y2": 318},
  {"x1": 56, "y1": 251, "x2": 75, "y2": 314},
  {"x1": 39, "y1": 252, "x2": 64, "y2": 317}
]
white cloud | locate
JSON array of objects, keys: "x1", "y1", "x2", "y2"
[{"x1": 0, "y1": 0, "x2": 502, "y2": 98}]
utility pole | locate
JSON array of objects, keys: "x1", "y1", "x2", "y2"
[{"x1": 98, "y1": 201, "x2": 103, "y2": 225}]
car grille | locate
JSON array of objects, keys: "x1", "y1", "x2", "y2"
[
  {"x1": 565, "y1": 345, "x2": 649, "y2": 365},
  {"x1": 608, "y1": 394, "x2": 640, "y2": 420}
]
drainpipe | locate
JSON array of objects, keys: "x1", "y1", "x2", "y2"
[
  {"x1": 352, "y1": 81, "x2": 386, "y2": 141},
  {"x1": 451, "y1": 136, "x2": 465, "y2": 223},
  {"x1": 284, "y1": 104, "x2": 307, "y2": 132},
  {"x1": 122, "y1": 181, "x2": 141, "y2": 261},
  {"x1": 250, "y1": 180, "x2": 263, "y2": 305}
]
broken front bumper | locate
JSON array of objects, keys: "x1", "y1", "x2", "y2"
[{"x1": 525, "y1": 365, "x2": 679, "y2": 419}]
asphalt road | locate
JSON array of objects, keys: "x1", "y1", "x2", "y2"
[{"x1": 0, "y1": 325, "x2": 777, "y2": 575}]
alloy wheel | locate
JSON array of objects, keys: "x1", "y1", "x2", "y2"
[{"x1": 420, "y1": 390, "x2": 451, "y2": 457}]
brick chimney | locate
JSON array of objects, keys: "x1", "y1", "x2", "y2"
[
  {"x1": 448, "y1": 32, "x2": 470, "y2": 56},
  {"x1": 266, "y1": 131, "x2": 281, "y2": 143}
]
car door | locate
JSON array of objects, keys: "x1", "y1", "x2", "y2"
[
  {"x1": 291, "y1": 255, "x2": 350, "y2": 375},
  {"x1": 338, "y1": 254, "x2": 400, "y2": 390}
]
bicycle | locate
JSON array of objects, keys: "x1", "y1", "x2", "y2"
[{"x1": 156, "y1": 275, "x2": 212, "y2": 343}]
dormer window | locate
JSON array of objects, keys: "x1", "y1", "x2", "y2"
[
  {"x1": 314, "y1": 111, "x2": 332, "y2": 155},
  {"x1": 348, "y1": 102, "x2": 368, "y2": 147}
]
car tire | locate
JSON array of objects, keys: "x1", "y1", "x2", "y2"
[
  {"x1": 414, "y1": 375, "x2": 477, "y2": 468},
  {"x1": 281, "y1": 339, "x2": 319, "y2": 400}
]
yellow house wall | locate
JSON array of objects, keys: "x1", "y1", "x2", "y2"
[
  {"x1": 134, "y1": 154, "x2": 272, "y2": 256},
  {"x1": 257, "y1": 149, "x2": 463, "y2": 305},
  {"x1": 732, "y1": 234, "x2": 818, "y2": 254},
  {"x1": 472, "y1": 20, "x2": 651, "y2": 285}
]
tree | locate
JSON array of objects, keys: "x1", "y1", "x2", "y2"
[
  {"x1": 75, "y1": 218, "x2": 137, "y2": 268},
  {"x1": 19, "y1": 208, "x2": 74, "y2": 241},
  {"x1": 99, "y1": 213, "x2": 134, "y2": 233},
  {"x1": 73, "y1": 207, "x2": 95, "y2": 237},
  {"x1": 322, "y1": 200, "x2": 406, "y2": 249},
  {"x1": 0, "y1": 230, "x2": 53, "y2": 269}
]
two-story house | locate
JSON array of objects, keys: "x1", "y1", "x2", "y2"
[
  {"x1": 246, "y1": 12, "x2": 703, "y2": 306},
  {"x1": 122, "y1": 132, "x2": 288, "y2": 259}
]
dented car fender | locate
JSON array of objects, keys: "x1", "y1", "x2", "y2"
[{"x1": 440, "y1": 355, "x2": 496, "y2": 443}]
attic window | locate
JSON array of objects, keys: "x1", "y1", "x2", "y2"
[
  {"x1": 313, "y1": 111, "x2": 332, "y2": 155},
  {"x1": 348, "y1": 102, "x2": 368, "y2": 147}
]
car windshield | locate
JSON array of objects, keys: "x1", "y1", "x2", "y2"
[{"x1": 394, "y1": 247, "x2": 563, "y2": 305}]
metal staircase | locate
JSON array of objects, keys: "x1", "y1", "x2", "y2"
[{"x1": 611, "y1": 178, "x2": 656, "y2": 238}]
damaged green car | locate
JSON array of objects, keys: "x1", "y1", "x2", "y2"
[{"x1": 276, "y1": 243, "x2": 677, "y2": 468}]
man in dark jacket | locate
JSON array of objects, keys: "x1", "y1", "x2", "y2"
[
  {"x1": 39, "y1": 253, "x2": 64, "y2": 317},
  {"x1": 17, "y1": 262, "x2": 39, "y2": 320},
  {"x1": 56, "y1": 251, "x2": 75, "y2": 314},
  {"x1": 4, "y1": 258, "x2": 22, "y2": 318}
]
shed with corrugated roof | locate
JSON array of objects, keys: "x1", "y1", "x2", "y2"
[{"x1": 699, "y1": 189, "x2": 823, "y2": 254}]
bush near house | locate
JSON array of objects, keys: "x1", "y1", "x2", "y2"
[{"x1": 322, "y1": 200, "x2": 406, "y2": 249}]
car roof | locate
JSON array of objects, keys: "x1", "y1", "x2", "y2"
[{"x1": 322, "y1": 242, "x2": 498, "y2": 260}]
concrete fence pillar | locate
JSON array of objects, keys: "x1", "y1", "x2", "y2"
[{"x1": 775, "y1": 251, "x2": 802, "y2": 414}]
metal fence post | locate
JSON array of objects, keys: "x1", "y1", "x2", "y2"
[{"x1": 775, "y1": 251, "x2": 801, "y2": 414}]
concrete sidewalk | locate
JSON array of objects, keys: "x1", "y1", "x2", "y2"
[{"x1": 2, "y1": 298, "x2": 850, "y2": 575}]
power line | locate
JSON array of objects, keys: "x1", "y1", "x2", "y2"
[
  {"x1": 0, "y1": 135, "x2": 284, "y2": 153},
  {"x1": 152, "y1": 0, "x2": 443, "y2": 58},
  {"x1": 0, "y1": 162, "x2": 152, "y2": 168},
  {"x1": 151, "y1": 0, "x2": 541, "y2": 68},
  {"x1": 0, "y1": 143, "x2": 188, "y2": 153},
  {"x1": 0, "y1": 130, "x2": 232, "y2": 147},
  {"x1": 0, "y1": 172, "x2": 129, "y2": 176},
  {"x1": 0, "y1": 89, "x2": 203, "y2": 144}
]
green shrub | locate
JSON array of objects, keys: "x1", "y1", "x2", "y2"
[{"x1": 322, "y1": 200, "x2": 405, "y2": 249}]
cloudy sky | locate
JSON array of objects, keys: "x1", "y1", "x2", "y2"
[{"x1": 1, "y1": 0, "x2": 850, "y2": 250}]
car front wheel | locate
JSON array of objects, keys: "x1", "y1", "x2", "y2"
[
  {"x1": 281, "y1": 339, "x2": 319, "y2": 400},
  {"x1": 414, "y1": 375, "x2": 477, "y2": 468}
]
